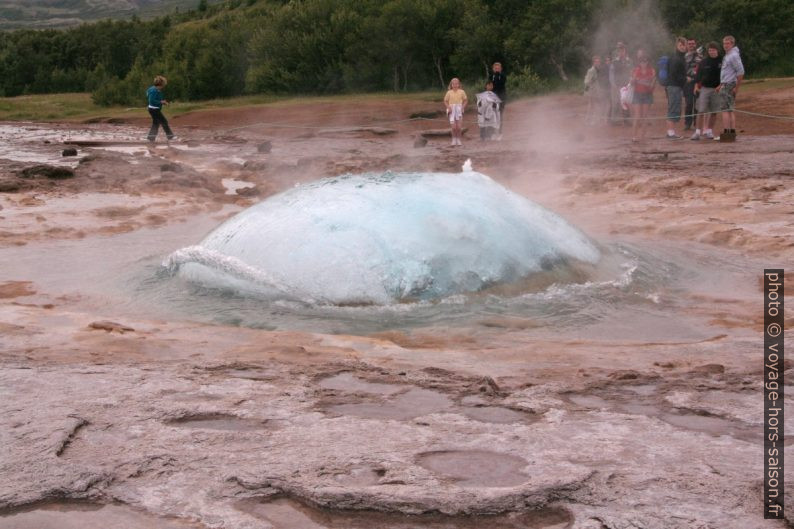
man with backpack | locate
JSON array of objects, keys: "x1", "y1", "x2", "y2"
[{"x1": 663, "y1": 37, "x2": 687, "y2": 139}]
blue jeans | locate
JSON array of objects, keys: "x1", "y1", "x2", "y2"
[{"x1": 666, "y1": 86, "x2": 683, "y2": 122}]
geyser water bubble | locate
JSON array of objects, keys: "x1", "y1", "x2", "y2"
[{"x1": 164, "y1": 170, "x2": 600, "y2": 305}]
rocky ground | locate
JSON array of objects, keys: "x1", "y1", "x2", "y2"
[{"x1": 0, "y1": 85, "x2": 793, "y2": 528}]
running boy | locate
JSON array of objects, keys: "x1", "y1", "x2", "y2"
[
  {"x1": 444, "y1": 78, "x2": 468, "y2": 147},
  {"x1": 147, "y1": 75, "x2": 176, "y2": 142}
]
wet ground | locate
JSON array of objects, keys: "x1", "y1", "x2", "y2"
[{"x1": 1, "y1": 86, "x2": 793, "y2": 528}]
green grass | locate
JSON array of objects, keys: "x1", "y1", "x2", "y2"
[
  {"x1": 0, "y1": 91, "x2": 442, "y2": 122},
  {"x1": 740, "y1": 77, "x2": 794, "y2": 94},
  {"x1": 2, "y1": 78, "x2": 789, "y2": 122}
]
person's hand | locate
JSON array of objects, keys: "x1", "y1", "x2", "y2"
[
  {"x1": 715, "y1": 85, "x2": 721, "y2": 93},
  {"x1": 731, "y1": 86, "x2": 738, "y2": 96}
]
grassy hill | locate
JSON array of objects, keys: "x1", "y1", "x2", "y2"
[{"x1": 0, "y1": 0, "x2": 219, "y2": 29}]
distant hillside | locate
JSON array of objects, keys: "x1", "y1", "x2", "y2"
[{"x1": 0, "y1": 0, "x2": 218, "y2": 29}]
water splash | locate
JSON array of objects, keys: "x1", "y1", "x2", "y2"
[{"x1": 165, "y1": 171, "x2": 600, "y2": 305}]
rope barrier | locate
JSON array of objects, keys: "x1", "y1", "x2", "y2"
[{"x1": 124, "y1": 98, "x2": 794, "y2": 144}]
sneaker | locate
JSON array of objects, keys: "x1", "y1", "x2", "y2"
[
  {"x1": 167, "y1": 135, "x2": 178, "y2": 141},
  {"x1": 690, "y1": 132, "x2": 701, "y2": 140},
  {"x1": 666, "y1": 133, "x2": 682, "y2": 139},
  {"x1": 713, "y1": 135, "x2": 720, "y2": 141},
  {"x1": 703, "y1": 131, "x2": 714, "y2": 139}
]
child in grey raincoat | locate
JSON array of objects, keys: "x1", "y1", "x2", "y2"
[{"x1": 476, "y1": 81, "x2": 502, "y2": 140}]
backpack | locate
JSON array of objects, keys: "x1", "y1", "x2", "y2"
[{"x1": 657, "y1": 55, "x2": 670, "y2": 86}]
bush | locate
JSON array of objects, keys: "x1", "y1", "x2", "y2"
[{"x1": 509, "y1": 65, "x2": 549, "y2": 96}]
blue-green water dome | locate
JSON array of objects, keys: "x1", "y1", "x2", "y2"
[{"x1": 165, "y1": 167, "x2": 600, "y2": 305}]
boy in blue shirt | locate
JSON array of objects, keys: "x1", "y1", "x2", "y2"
[{"x1": 146, "y1": 76, "x2": 176, "y2": 142}]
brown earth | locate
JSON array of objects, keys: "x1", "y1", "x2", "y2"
[{"x1": 0, "y1": 84, "x2": 792, "y2": 529}]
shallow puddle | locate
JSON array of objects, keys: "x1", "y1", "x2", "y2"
[
  {"x1": 326, "y1": 388, "x2": 452, "y2": 420},
  {"x1": 319, "y1": 372, "x2": 404, "y2": 395},
  {"x1": 416, "y1": 450, "x2": 529, "y2": 487},
  {"x1": 330, "y1": 466, "x2": 384, "y2": 486},
  {"x1": 460, "y1": 406, "x2": 538, "y2": 424},
  {"x1": 566, "y1": 392, "x2": 761, "y2": 443},
  {"x1": 0, "y1": 502, "x2": 201, "y2": 529},
  {"x1": 166, "y1": 413, "x2": 268, "y2": 431},
  {"x1": 659, "y1": 411, "x2": 760, "y2": 443},
  {"x1": 566, "y1": 394, "x2": 611, "y2": 409},
  {"x1": 238, "y1": 497, "x2": 571, "y2": 529}
]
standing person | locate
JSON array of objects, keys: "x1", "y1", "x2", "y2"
[
  {"x1": 664, "y1": 37, "x2": 687, "y2": 139},
  {"x1": 584, "y1": 55, "x2": 601, "y2": 124},
  {"x1": 716, "y1": 35, "x2": 744, "y2": 142},
  {"x1": 476, "y1": 81, "x2": 501, "y2": 140},
  {"x1": 609, "y1": 42, "x2": 632, "y2": 125},
  {"x1": 683, "y1": 37, "x2": 702, "y2": 131},
  {"x1": 630, "y1": 49, "x2": 655, "y2": 142},
  {"x1": 489, "y1": 62, "x2": 507, "y2": 139},
  {"x1": 600, "y1": 55, "x2": 613, "y2": 122},
  {"x1": 146, "y1": 76, "x2": 176, "y2": 142},
  {"x1": 444, "y1": 77, "x2": 468, "y2": 147},
  {"x1": 691, "y1": 42, "x2": 721, "y2": 140}
]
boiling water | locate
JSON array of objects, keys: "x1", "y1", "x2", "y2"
[
  {"x1": 165, "y1": 170, "x2": 600, "y2": 305},
  {"x1": 0, "y1": 169, "x2": 755, "y2": 339}
]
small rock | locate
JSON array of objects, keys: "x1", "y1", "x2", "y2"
[
  {"x1": 257, "y1": 141, "x2": 273, "y2": 153},
  {"x1": 690, "y1": 364, "x2": 725, "y2": 375},
  {"x1": 236, "y1": 186, "x2": 260, "y2": 197},
  {"x1": 654, "y1": 361, "x2": 675, "y2": 369},
  {"x1": 413, "y1": 137, "x2": 428, "y2": 148},
  {"x1": 88, "y1": 320, "x2": 134, "y2": 334},
  {"x1": 160, "y1": 163, "x2": 182, "y2": 173},
  {"x1": 409, "y1": 110, "x2": 444, "y2": 119},
  {"x1": 19, "y1": 165, "x2": 75, "y2": 180},
  {"x1": 62, "y1": 148, "x2": 78, "y2": 157},
  {"x1": 609, "y1": 370, "x2": 640, "y2": 380}
]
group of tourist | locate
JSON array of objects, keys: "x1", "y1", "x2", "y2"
[
  {"x1": 444, "y1": 62, "x2": 507, "y2": 147},
  {"x1": 585, "y1": 35, "x2": 745, "y2": 142},
  {"x1": 146, "y1": 38, "x2": 745, "y2": 147}
]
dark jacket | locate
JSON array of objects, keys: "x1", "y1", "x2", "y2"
[
  {"x1": 695, "y1": 55, "x2": 721, "y2": 89},
  {"x1": 596, "y1": 64, "x2": 611, "y2": 90},
  {"x1": 668, "y1": 50, "x2": 686, "y2": 88},
  {"x1": 147, "y1": 86, "x2": 164, "y2": 109},
  {"x1": 489, "y1": 71, "x2": 507, "y2": 101}
]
